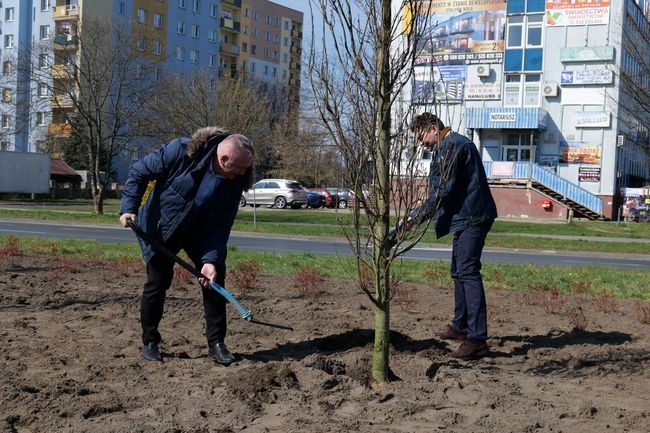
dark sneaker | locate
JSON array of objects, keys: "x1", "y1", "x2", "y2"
[
  {"x1": 208, "y1": 342, "x2": 236, "y2": 365},
  {"x1": 449, "y1": 340, "x2": 488, "y2": 360},
  {"x1": 435, "y1": 325, "x2": 467, "y2": 341},
  {"x1": 142, "y1": 341, "x2": 162, "y2": 362}
]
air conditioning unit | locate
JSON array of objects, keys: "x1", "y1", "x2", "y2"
[
  {"x1": 543, "y1": 81, "x2": 559, "y2": 97},
  {"x1": 476, "y1": 64, "x2": 490, "y2": 77}
]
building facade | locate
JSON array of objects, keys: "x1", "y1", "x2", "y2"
[
  {"x1": 0, "y1": 0, "x2": 303, "y2": 179},
  {"x1": 409, "y1": 0, "x2": 650, "y2": 220}
]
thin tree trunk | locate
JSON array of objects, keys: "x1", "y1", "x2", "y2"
[{"x1": 371, "y1": 296, "x2": 390, "y2": 384}]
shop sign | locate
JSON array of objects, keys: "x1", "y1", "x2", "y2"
[
  {"x1": 489, "y1": 112, "x2": 516, "y2": 122},
  {"x1": 545, "y1": 0, "x2": 610, "y2": 27},
  {"x1": 575, "y1": 111, "x2": 610, "y2": 128},
  {"x1": 538, "y1": 154, "x2": 558, "y2": 166},
  {"x1": 559, "y1": 140, "x2": 602, "y2": 164},
  {"x1": 560, "y1": 46, "x2": 615, "y2": 62},
  {"x1": 560, "y1": 69, "x2": 613, "y2": 85},
  {"x1": 578, "y1": 166, "x2": 601, "y2": 182}
]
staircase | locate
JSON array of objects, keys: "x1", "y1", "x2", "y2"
[{"x1": 483, "y1": 162, "x2": 604, "y2": 220}]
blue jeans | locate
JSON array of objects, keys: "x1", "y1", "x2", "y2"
[{"x1": 450, "y1": 221, "x2": 492, "y2": 342}]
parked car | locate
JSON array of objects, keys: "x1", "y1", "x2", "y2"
[
  {"x1": 240, "y1": 179, "x2": 308, "y2": 209},
  {"x1": 326, "y1": 188, "x2": 351, "y2": 209},
  {"x1": 305, "y1": 188, "x2": 326, "y2": 208}
]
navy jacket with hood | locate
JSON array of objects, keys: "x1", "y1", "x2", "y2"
[
  {"x1": 412, "y1": 130, "x2": 497, "y2": 238},
  {"x1": 120, "y1": 127, "x2": 244, "y2": 264}
]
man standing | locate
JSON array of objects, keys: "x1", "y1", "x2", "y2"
[
  {"x1": 119, "y1": 127, "x2": 254, "y2": 364},
  {"x1": 405, "y1": 112, "x2": 497, "y2": 360}
]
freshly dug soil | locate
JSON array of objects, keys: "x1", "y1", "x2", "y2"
[{"x1": 1, "y1": 253, "x2": 648, "y2": 432}]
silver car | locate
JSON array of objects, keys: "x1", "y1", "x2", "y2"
[{"x1": 239, "y1": 179, "x2": 309, "y2": 209}]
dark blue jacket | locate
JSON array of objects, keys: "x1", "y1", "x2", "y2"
[
  {"x1": 120, "y1": 132, "x2": 243, "y2": 264},
  {"x1": 413, "y1": 131, "x2": 497, "y2": 238}
]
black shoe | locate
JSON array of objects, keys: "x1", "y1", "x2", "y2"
[
  {"x1": 208, "y1": 342, "x2": 236, "y2": 365},
  {"x1": 142, "y1": 341, "x2": 162, "y2": 361}
]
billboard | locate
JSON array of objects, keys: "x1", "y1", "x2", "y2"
[
  {"x1": 545, "y1": 0, "x2": 611, "y2": 27},
  {"x1": 559, "y1": 140, "x2": 602, "y2": 164},
  {"x1": 416, "y1": 1, "x2": 506, "y2": 65},
  {"x1": 413, "y1": 1, "x2": 506, "y2": 103}
]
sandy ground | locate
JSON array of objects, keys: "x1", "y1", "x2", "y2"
[{"x1": 1, "y1": 252, "x2": 649, "y2": 433}]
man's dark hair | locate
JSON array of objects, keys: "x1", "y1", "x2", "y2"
[{"x1": 411, "y1": 112, "x2": 445, "y2": 132}]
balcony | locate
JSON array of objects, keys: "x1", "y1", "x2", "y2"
[
  {"x1": 51, "y1": 94, "x2": 74, "y2": 108},
  {"x1": 289, "y1": 60, "x2": 300, "y2": 70},
  {"x1": 48, "y1": 122, "x2": 73, "y2": 137},
  {"x1": 222, "y1": 0, "x2": 242, "y2": 8},
  {"x1": 220, "y1": 17, "x2": 241, "y2": 33},
  {"x1": 289, "y1": 78, "x2": 300, "y2": 87},
  {"x1": 219, "y1": 42, "x2": 240, "y2": 57},
  {"x1": 51, "y1": 64, "x2": 75, "y2": 79},
  {"x1": 290, "y1": 46, "x2": 301, "y2": 55},
  {"x1": 291, "y1": 29, "x2": 302, "y2": 39},
  {"x1": 54, "y1": 4, "x2": 79, "y2": 20},
  {"x1": 218, "y1": 67, "x2": 239, "y2": 79},
  {"x1": 53, "y1": 33, "x2": 78, "y2": 49}
]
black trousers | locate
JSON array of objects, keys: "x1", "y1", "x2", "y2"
[{"x1": 140, "y1": 231, "x2": 227, "y2": 347}]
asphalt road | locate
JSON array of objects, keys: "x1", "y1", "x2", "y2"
[{"x1": 0, "y1": 219, "x2": 648, "y2": 268}]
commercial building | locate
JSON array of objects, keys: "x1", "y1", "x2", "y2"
[{"x1": 410, "y1": 0, "x2": 650, "y2": 220}]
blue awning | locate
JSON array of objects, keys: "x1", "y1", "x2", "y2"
[{"x1": 465, "y1": 107, "x2": 548, "y2": 130}]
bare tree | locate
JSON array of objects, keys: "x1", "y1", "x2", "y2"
[
  {"x1": 307, "y1": 0, "x2": 451, "y2": 384},
  {"x1": 23, "y1": 17, "x2": 162, "y2": 213},
  {"x1": 268, "y1": 112, "x2": 343, "y2": 186}
]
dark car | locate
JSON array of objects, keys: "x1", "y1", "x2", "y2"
[
  {"x1": 305, "y1": 188, "x2": 326, "y2": 208},
  {"x1": 326, "y1": 188, "x2": 350, "y2": 209}
]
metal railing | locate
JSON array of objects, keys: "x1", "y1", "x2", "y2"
[{"x1": 483, "y1": 161, "x2": 603, "y2": 215}]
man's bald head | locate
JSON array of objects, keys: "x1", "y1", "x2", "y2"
[{"x1": 214, "y1": 134, "x2": 254, "y2": 180}]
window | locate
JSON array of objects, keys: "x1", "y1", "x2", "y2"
[
  {"x1": 275, "y1": 17, "x2": 280, "y2": 27},
  {"x1": 501, "y1": 132, "x2": 537, "y2": 162},
  {"x1": 36, "y1": 112, "x2": 47, "y2": 127},
  {"x1": 177, "y1": 20, "x2": 186, "y2": 34},
  {"x1": 209, "y1": 54, "x2": 216, "y2": 67},
  {"x1": 191, "y1": 24, "x2": 200, "y2": 38},
  {"x1": 272, "y1": 67, "x2": 277, "y2": 77},
  {"x1": 38, "y1": 83, "x2": 49, "y2": 98},
  {"x1": 40, "y1": 25, "x2": 51, "y2": 40},
  {"x1": 119, "y1": 2, "x2": 125, "y2": 14},
  {"x1": 41, "y1": 0, "x2": 51, "y2": 11},
  {"x1": 264, "y1": 65, "x2": 268, "y2": 75},
  {"x1": 243, "y1": 25, "x2": 248, "y2": 35},
  {"x1": 244, "y1": 8, "x2": 249, "y2": 17},
  {"x1": 178, "y1": 0, "x2": 186, "y2": 7},
  {"x1": 251, "y1": 45, "x2": 256, "y2": 55},
  {"x1": 152, "y1": 41, "x2": 162, "y2": 55},
  {"x1": 2, "y1": 115, "x2": 10, "y2": 129},
  {"x1": 2, "y1": 61, "x2": 12, "y2": 75},
  {"x1": 5, "y1": 8, "x2": 15, "y2": 22},
  {"x1": 0, "y1": 141, "x2": 9, "y2": 151},
  {"x1": 284, "y1": 37, "x2": 289, "y2": 47},
  {"x1": 176, "y1": 46, "x2": 185, "y2": 60},
  {"x1": 5, "y1": 35, "x2": 15, "y2": 49},
  {"x1": 136, "y1": 64, "x2": 145, "y2": 78},
  {"x1": 154, "y1": 67, "x2": 161, "y2": 82},
  {"x1": 253, "y1": 10, "x2": 258, "y2": 20},
  {"x1": 208, "y1": 29, "x2": 217, "y2": 43},
  {"x1": 503, "y1": 73, "x2": 541, "y2": 107},
  {"x1": 506, "y1": 14, "x2": 543, "y2": 48},
  {"x1": 264, "y1": 48, "x2": 269, "y2": 58},
  {"x1": 192, "y1": 0, "x2": 200, "y2": 13},
  {"x1": 264, "y1": 32, "x2": 270, "y2": 41},
  {"x1": 189, "y1": 49, "x2": 199, "y2": 63},
  {"x1": 137, "y1": 8, "x2": 147, "y2": 24},
  {"x1": 210, "y1": 3, "x2": 218, "y2": 17},
  {"x1": 252, "y1": 28, "x2": 258, "y2": 38},
  {"x1": 283, "y1": 53, "x2": 288, "y2": 63},
  {"x1": 38, "y1": 53, "x2": 48, "y2": 68},
  {"x1": 242, "y1": 42, "x2": 248, "y2": 53},
  {"x1": 154, "y1": 13, "x2": 163, "y2": 28},
  {"x1": 273, "y1": 50, "x2": 278, "y2": 60},
  {"x1": 265, "y1": 15, "x2": 271, "y2": 24},
  {"x1": 284, "y1": 20, "x2": 289, "y2": 30},
  {"x1": 137, "y1": 38, "x2": 146, "y2": 51}
]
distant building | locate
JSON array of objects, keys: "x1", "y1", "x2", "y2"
[{"x1": 1, "y1": 0, "x2": 303, "y2": 179}]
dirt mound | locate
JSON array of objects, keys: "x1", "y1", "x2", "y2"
[{"x1": 1, "y1": 253, "x2": 649, "y2": 432}]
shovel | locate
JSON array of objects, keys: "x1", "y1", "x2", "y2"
[{"x1": 126, "y1": 219, "x2": 293, "y2": 331}]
